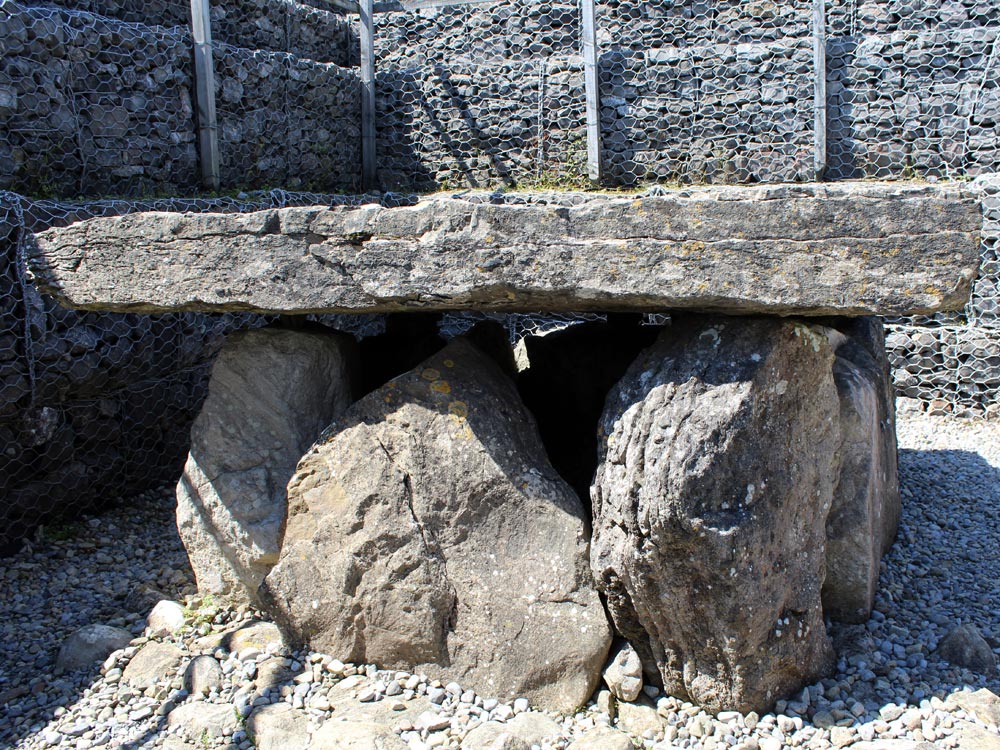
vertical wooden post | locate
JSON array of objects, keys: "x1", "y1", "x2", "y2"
[
  {"x1": 813, "y1": 0, "x2": 827, "y2": 180},
  {"x1": 581, "y1": 0, "x2": 602, "y2": 183},
  {"x1": 360, "y1": 0, "x2": 377, "y2": 191},
  {"x1": 190, "y1": 0, "x2": 220, "y2": 191}
]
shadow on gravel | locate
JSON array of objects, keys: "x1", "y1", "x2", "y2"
[
  {"x1": 821, "y1": 447, "x2": 1000, "y2": 725},
  {"x1": 0, "y1": 489, "x2": 194, "y2": 750}
]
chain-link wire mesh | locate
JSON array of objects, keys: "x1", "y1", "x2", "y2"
[
  {"x1": 597, "y1": 0, "x2": 818, "y2": 186},
  {"x1": 373, "y1": 0, "x2": 588, "y2": 192},
  {"x1": 0, "y1": 188, "x2": 396, "y2": 554},
  {"x1": 826, "y1": 0, "x2": 1000, "y2": 181},
  {"x1": 0, "y1": 0, "x2": 198, "y2": 197},
  {"x1": 0, "y1": 0, "x2": 360, "y2": 197},
  {"x1": 885, "y1": 177, "x2": 1000, "y2": 419}
]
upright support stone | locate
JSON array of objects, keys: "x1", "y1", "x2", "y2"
[
  {"x1": 176, "y1": 327, "x2": 355, "y2": 607},
  {"x1": 591, "y1": 316, "x2": 839, "y2": 713},
  {"x1": 259, "y1": 335, "x2": 611, "y2": 713},
  {"x1": 823, "y1": 317, "x2": 901, "y2": 623}
]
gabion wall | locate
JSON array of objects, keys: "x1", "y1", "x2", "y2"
[
  {"x1": 826, "y1": 0, "x2": 1000, "y2": 181},
  {"x1": 885, "y1": 177, "x2": 1000, "y2": 419},
  {"x1": 597, "y1": 0, "x2": 817, "y2": 186},
  {"x1": 373, "y1": 1, "x2": 586, "y2": 191},
  {"x1": 0, "y1": 188, "x2": 386, "y2": 554},
  {"x1": 371, "y1": 0, "x2": 999, "y2": 190},
  {"x1": 0, "y1": 0, "x2": 361, "y2": 198}
]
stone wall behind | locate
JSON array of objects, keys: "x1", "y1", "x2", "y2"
[{"x1": 0, "y1": 0, "x2": 360, "y2": 198}]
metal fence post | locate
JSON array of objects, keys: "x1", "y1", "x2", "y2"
[
  {"x1": 190, "y1": 0, "x2": 221, "y2": 192},
  {"x1": 813, "y1": 0, "x2": 827, "y2": 180},
  {"x1": 360, "y1": 0, "x2": 377, "y2": 191},
  {"x1": 581, "y1": 0, "x2": 602, "y2": 184}
]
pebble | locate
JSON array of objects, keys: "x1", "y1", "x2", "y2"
[{"x1": 1, "y1": 413, "x2": 999, "y2": 750}]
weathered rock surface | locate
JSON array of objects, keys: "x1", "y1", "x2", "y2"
[
  {"x1": 55, "y1": 624, "x2": 133, "y2": 673},
  {"x1": 591, "y1": 316, "x2": 840, "y2": 713},
  {"x1": 566, "y1": 728, "x2": 635, "y2": 750},
  {"x1": 462, "y1": 713, "x2": 563, "y2": 750},
  {"x1": 146, "y1": 600, "x2": 186, "y2": 637},
  {"x1": 259, "y1": 335, "x2": 611, "y2": 713},
  {"x1": 311, "y1": 720, "x2": 407, "y2": 750},
  {"x1": 823, "y1": 317, "x2": 901, "y2": 623},
  {"x1": 602, "y1": 641, "x2": 644, "y2": 702},
  {"x1": 176, "y1": 327, "x2": 355, "y2": 607},
  {"x1": 183, "y1": 655, "x2": 224, "y2": 695},
  {"x1": 166, "y1": 702, "x2": 239, "y2": 741},
  {"x1": 949, "y1": 688, "x2": 1000, "y2": 727},
  {"x1": 122, "y1": 642, "x2": 184, "y2": 689},
  {"x1": 246, "y1": 704, "x2": 310, "y2": 750},
  {"x1": 30, "y1": 183, "x2": 980, "y2": 317}
]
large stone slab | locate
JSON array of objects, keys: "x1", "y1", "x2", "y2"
[
  {"x1": 29, "y1": 182, "x2": 980, "y2": 316},
  {"x1": 258, "y1": 334, "x2": 611, "y2": 713},
  {"x1": 591, "y1": 315, "x2": 840, "y2": 713}
]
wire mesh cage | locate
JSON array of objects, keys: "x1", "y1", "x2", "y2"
[
  {"x1": 596, "y1": 0, "x2": 819, "y2": 186},
  {"x1": 373, "y1": 0, "x2": 588, "y2": 192},
  {"x1": 825, "y1": 0, "x2": 1000, "y2": 181}
]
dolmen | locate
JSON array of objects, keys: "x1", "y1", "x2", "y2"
[{"x1": 27, "y1": 182, "x2": 983, "y2": 713}]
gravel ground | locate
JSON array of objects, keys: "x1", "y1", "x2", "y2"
[{"x1": 0, "y1": 411, "x2": 998, "y2": 750}]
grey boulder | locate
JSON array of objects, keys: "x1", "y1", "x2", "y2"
[
  {"x1": 55, "y1": 624, "x2": 133, "y2": 673},
  {"x1": 591, "y1": 315, "x2": 839, "y2": 713},
  {"x1": 122, "y1": 642, "x2": 185, "y2": 689},
  {"x1": 937, "y1": 625, "x2": 998, "y2": 675},
  {"x1": 602, "y1": 641, "x2": 644, "y2": 702},
  {"x1": 176, "y1": 326, "x2": 355, "y2": 607},
  {"x1": 259, "y1": 335, "x2": 611, "y2": 713},
  {"x1": 246, "y1": 704, "x2": 310, "y2": 750}
]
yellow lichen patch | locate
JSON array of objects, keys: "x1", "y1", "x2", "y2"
[
  {"x1": 443, "y1": 359, "x2": 455, "y2": 368},
  {"x1": 431, "y1": 380, "x2": 451, "y2": 395},
  {"x1": 683, "y1": 240, "x2": 706, "y2": 253},
  {"x1": 449, "y1": 401, "x2": 469, "y2": 419},
  {"x1": 448, "y1": 415, "x2": 473, "y2": 441},
  {"x1": 421, "y1": 368, "x2": 441, "y2": 381}
]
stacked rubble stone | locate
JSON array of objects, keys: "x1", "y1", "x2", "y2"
[{"x1": 0, "y1": 0, "x2": 360, "y2": 197}]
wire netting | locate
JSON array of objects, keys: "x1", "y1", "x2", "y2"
[
  {"x1": 0, "y1": 1, "x2": 198, "y2": 198},
  {"x1": 0, "y1": 188, "x2": 395, "y2": 554},
  {"x1": 826, "y1": 0, "x2": 1000, "y2": 181},
  {"x1": 597, "y1": 0, "x2": 818, "y2": 186},
  {"x1": 0, "y1": 0, "x2": 360, "y2": 197},
  {"x1": 373, "y1": 0, "x2": 588, "y2": 191}
]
